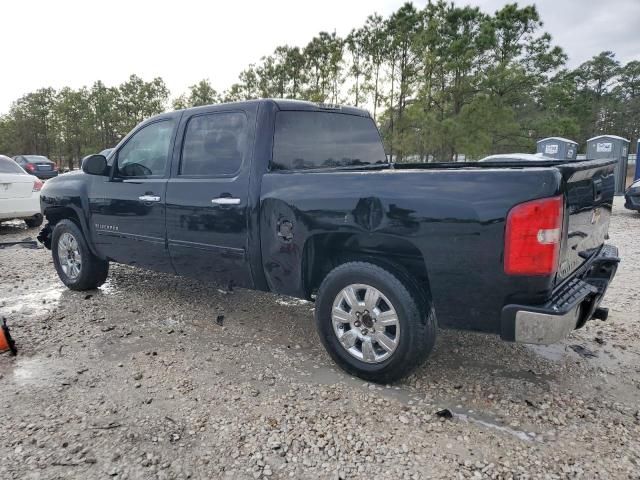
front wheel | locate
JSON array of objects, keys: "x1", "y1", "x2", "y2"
[
  {"x1": 315, "y1": 261, "x2": 436, "y2": 383},
  {"x1": 51, "y1": 219, "x2": 109, "y2": 290}
]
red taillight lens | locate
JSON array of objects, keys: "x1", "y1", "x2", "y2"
[
  {"x1": 25, "y1": 163, "x2": 36, "y2": 172},
  {"x1": 33, "y1": 179, "x2": 44, "y2": 192},
  {"x1": 52, "y1": 163, "x2": 58, "y2": 171},
  {"x1": 504, "y1": 195, "x2": 564, "y2": 276}
]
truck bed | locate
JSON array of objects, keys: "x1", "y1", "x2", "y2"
[{"x1": 259, "y1": 158, "x2": 617, "y2": 335}]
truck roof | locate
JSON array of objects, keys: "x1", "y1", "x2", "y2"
[
  {"x1": 478, "y1": 153, "x2": 555, "y2": 162},
  {"x1": 172, "y1": 98, "x2": 371, "y2": 118}
]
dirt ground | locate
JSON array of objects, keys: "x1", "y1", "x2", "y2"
[{"x1": 0, "y1": 197, "x2": 638, "y2": 480}]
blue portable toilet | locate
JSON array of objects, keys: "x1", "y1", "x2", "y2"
[
  {"x1": 536, "y1": 137, "x2": 578, "y2": 160},
  {"x1": 635, "y1": 139, "x2": 640, "y2": 181},
  {"x1": 586, "y1": 135, "x2": 630, "y2": 195}
]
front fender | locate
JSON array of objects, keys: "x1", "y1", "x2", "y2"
[{"x1": 39, "y1": 172, "x2": 101, "y2": 258}]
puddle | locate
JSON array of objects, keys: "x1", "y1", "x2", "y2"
[
  {"x1": 0, "y1": 219, "x2": 28, "y2": 231},
  {"x1": 12, "y1": 357, "x2": 66, "y2": 386},
  {"x1": 0, "y1": 284, "x2": 64, "y2": 317},
  {"x1": 299, "y1": 357, "x2": 540, "y2": 442},
  {"x1": 454, "y1": 411, "x2": 537, "y2": 442},
  {"x1": 275, "y1": 297, "x2": 312, "y2": 308},
  {"x1": 525, "y1": 343, "x2": 568, "y2": 362}
]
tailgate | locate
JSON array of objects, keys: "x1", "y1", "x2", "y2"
[
  {"x1": 0, "y1": 174, "x2": 34, "y2": 199},
  {"x1": 555, "y1": 159, "x2": 617, "y2": 282}
]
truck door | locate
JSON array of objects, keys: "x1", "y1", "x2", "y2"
[
  {"x1": 89, "y1": 116, "x2": 178, "y2": 273},
  {"x1": 165, "y1": 108, "x2": 254, "y2": 288}
]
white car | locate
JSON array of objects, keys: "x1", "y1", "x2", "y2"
[{"x1": 0, "y1": 154, "x2": 43, "y2": 227}]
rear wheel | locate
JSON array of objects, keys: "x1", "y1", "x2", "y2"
[
  {"x1": 25, "y1": 214, "x2": 43, "y2": 228},
  {"x1": 51, "y1": 219, "x2": 109, "y2": 290},
  {"x1": 315, "y1": 261, "x2": 436, "y2": 383}
]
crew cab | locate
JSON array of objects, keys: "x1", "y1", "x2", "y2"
[{"x1": 38, "y1": 99, "x2": 620, "y2": 382}]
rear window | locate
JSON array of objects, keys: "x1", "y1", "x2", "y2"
[
  {"x1": 24, "y1": 155, "x2": 50, "y2": 162},
  {"x1": 272, "y1": 111, "x2": 386, "y2": 170},
  {"x1": 0, "y1": 157, "x2": 25, "y2": 174}
]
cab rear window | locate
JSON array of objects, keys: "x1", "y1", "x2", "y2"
[{"x1": 272, "y1": 111, "x2": 386, "y2": 170}]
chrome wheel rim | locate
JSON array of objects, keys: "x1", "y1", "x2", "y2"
[
  {"x1": 57, "y1": 232, "x2": 82, "y2": 280},
  {"x1": 331, "y1": 284, "x2": 400, "y2": 364}
]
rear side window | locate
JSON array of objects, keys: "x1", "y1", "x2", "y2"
[
  {"x1": 180, "y1": 112, "x2": 247, "y2": 176},
  {"x1": 0, "y1": 157, "x2": 25, "y2": 174},
  {"x1": 272, "y1": 111, "x2": 386, "y2": 170}
]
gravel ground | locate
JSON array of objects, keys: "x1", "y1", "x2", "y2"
[{"x1": 0, "y1": 197, "x2": 638, "y2": 480}]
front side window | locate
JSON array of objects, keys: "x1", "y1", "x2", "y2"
[
  {"x1": 180, "y1": 112, "x2": 247, "y2": 176},
  {"x1": 117, "y1": 120, "x2": 175, "y2": 177},
  {"x1": 272, "y1": 111, "x2": 386, "y2": 170}
]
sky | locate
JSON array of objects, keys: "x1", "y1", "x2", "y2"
[{"x1": 1, "y1": 0, "x2": 639, "y2": 114}]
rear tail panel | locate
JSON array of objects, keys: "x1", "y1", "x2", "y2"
[{"x1": 0, "y1": 174, "x2": 33, "y2": 199}]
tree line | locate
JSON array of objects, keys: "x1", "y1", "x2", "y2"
[{"x1": 1, "y1": 1, "x2": 638, "y2": 168}]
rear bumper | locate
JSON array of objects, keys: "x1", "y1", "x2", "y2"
[{"x1": 501, "y1": 244, "x2": 619, "y2": 344}]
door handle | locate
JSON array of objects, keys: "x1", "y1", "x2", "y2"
[
  {"x1": 211, "y1": 197, "x2": 241, "y2": 205},
  {"x1": 139, "y1": 195, "x2": 161, "y2": 202}
]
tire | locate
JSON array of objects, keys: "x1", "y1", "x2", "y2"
[
  {"x1": 25, "y1": 214, "x2": 43, "y2": 228},
  {"x1": 315, "y1": 261, "x2": 436, "y2": 383},
  {"x1": 51, "y1": 219, "x2": 109, "y2": 290}
]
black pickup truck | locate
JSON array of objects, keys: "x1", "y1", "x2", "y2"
[{"x1": 38, "y1": 99, "x2": 620, "y2": 382}]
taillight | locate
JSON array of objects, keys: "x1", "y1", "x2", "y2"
[
  {"x1": 25, "y1": 163, "x2": 36, "y2": 172},
  {"x1": 504, "y1": 195, "x2": 564, "y2": 276},
  {"x1": 52, "y1": 163, "x2": 58, "y2": 171},
  {"x1": 33, "y1": 179, "x2": 43, "y2": 192}
]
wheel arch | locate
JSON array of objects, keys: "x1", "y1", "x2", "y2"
[
  {"x1": 42, "y1": 205, "x2": 100, "y2": 257},
  {"x1": 302, "y1": 232, "x2": 434, "y2": 322}
]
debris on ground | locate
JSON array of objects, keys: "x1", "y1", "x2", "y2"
[
  {"x1": 436, "y1": 408, "x2": 454, "y2": 419},
  {"x1": 570, "y1": 344, "x2": 598, "y2": 358}
]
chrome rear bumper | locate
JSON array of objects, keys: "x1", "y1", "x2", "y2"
[
  {"x1": 514, "y1": 305, "x2": 583, "y2": 344},
  {"x1": 501, "y1": 244, "x2": 619, "y2": 345}
]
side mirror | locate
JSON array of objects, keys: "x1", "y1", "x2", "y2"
[{"x1": 82, "y1": 154, "x2": 108, "y2": 176}]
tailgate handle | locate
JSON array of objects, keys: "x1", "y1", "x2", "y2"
[{"x1": 592, "y1": 179, "x2": 603, "y2": 202}]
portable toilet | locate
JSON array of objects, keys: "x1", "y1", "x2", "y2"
[
  {"x1": 536, "y1": 137, "x2": 578, "y2": 160},
  {"x1": 586, "y1": 135, "x2": 630, "y2": 195},
  {"x1": 633, "y1": 139, "x2": 640, "y2": 181}
]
